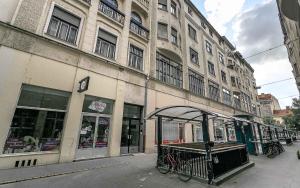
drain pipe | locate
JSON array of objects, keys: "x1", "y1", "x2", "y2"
[{"x1": 143, "y1": 74, "x2": 150, "y2": 152}]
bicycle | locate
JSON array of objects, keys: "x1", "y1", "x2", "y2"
[
  {"x1": 265, "y1": 141, "x2": 284, "y2": 158},
  {"x1": 157, "y1": 147, "x2": 193, "y2": 182}
]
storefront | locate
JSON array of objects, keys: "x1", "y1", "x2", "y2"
[
  {"x1": 3, "y1": 84, "x2": 70, "y2": 155},
  {"x1": 120, "y1": 104, "x2": 143, "y2": 154},
  {"x1": 76, "y1": 96, "x2": 114, "y2": 160}
]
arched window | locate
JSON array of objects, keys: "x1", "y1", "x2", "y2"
[
  {"x1": 131, "y1": 12, "x2": 142, "y2": 24},
  {"x1": 104, "y1": 0, "x2": 118, "y2": 8}
]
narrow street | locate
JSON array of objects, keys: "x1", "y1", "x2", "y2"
[{"x1": 0, "y1": 142, "x2": 299, "y2": 188}]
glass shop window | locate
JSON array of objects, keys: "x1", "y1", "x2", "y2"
[
  {"x1": 3, "y1": 85, "x2": 70, "y2": 154},
  {"x1": 162, "y1": 121, "x2": 179, "y2": 144}
]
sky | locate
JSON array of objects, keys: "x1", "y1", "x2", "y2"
[{"x1": 191, "y1": 0, "x2": 299, "y2": 108}]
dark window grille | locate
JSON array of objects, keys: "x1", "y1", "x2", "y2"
[
  {"x1": 156, "y1": 52, "x2": 183, "y2": 88},
  {"x1": 189, "y1": 70, "x2": 205, "y2": 96},
  {"x1": 129, "y1": 45, "x2": 143, "y2": 71},
  {"x1": 98, "y1": 0, "x2": 125, "y2": 25}
]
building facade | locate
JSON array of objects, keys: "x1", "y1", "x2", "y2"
[
  {"x1": 0, "y1": 0, "x2": 260, "y2": 169},
  {"x1": 277, "y1": 0, "x2": 300, "y2": 93},
  {"x1": 273, "y1": 107, "x2": 293, "y2": 126},
  {"x1": 257, "y1": 93, "x2": 281, "y2": 118}
]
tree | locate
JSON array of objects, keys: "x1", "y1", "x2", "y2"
[
  {"x1": 283, "y1": 98, "x2": 300, "y2": 130},
  {"x1": 263, "y1": 116, "x2": 275, "y2": 124}
]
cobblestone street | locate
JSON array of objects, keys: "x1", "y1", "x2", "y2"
[{"x1": 0, "y1": 142, "x2": 299, "y2": 188}]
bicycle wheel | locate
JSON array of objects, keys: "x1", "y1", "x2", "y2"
[
  {"x1": 177, "y1": 161, "x2": 193, "y2": 182},
  {"x1": 157, "y1": 155, "x2": 170, "y2": 174},
  {"x1": 266, "y1": 146, "x2": 275, "y2": 158}
]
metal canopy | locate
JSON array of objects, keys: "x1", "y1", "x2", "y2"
[{"x1": 146, "y1": 105, "x2": 224, "y2": 122}]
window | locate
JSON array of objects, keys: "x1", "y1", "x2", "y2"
[
  {"x1": 189, "y1": 70, "x2": 205, "y2": 96},
  {"x1": 158, "y1": 0, "x2": 168, "y2": 11},
  {"x1": 131, "y1": 12, "x2": 142, "y2": 24},
  {"x1": 188, "y1": 6, "x2": 193, "y2": 16},
  {"x1": 3, "y1": 85, "x2": 70, "y2": 154},
  {"x1": 157, "y1": 22, "x2": 168, "y2": 39},
  {"x1": 222, "y1": 88, "x2": 231, "y2": 105},
  {"x1": 219, "y1": 53, "x2": 224, "y2": 64},
  {"x1": 208, "y1": 61, "x2": 215, "y2": 76},
  {"x1": 231, "y1": 76, "x2": 237, "y2": 87},
  {"x1": 228, "y1": 127, "x2": 236, "y2": 141},
  {"x1": 156, "y1": 52, "x2": 183, "y2": 88},
  {"x1": 233, "y1": 93, "x2": 241, "y2": 109},
  {"x1": 201, "y1": 22, "x2": 206, "y2": 29},
  {"x1": 105, "y1": 0, "x2": 118, "y2": 8},
  {"x1": 208, "y1": 81, "x2": 219, "y2": 101},
  {"x1": 188, "y1": 25, "x2": 197, "y2": 41},
  {"x1": 214, "y1": 120, "x2": 225, "y2": 142},
  {"x1": 129, "y1": 45, "x2": 143, "y2": 71},
  {"x1": 206, "y1": 40, "x2": 212, "y2": 54},
  {"x1": 46, "y1": 6, "x2": 81, "y2": 44},
  {"x1": 171, "y1": 27, "x2": 178, "y2": 44},
  {"x1": 162, "y1": 121, "x2": 179, "y2": 144},
  {"x1": 209, "y1": 29, "x2": 213, "y2": 38},
  {"x1": 171, "y1": 1, "x2": 177, "y2": 16},
  {"x1": 193, "y1": 125, "x2": 203, "y2": 142},
  {"x1": 95, "y1": 29, "x2": 117, "y2": 59},
  {"x1": 221, "y1": 71, "x2": 227, "y2": 83},
  {"x1": 190, "y1": 48, "x2": 198, "y2": 64}
]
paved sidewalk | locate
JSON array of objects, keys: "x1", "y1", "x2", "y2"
[{"x1": 0, "y1": 155, "x2": 133, "y2": 185}]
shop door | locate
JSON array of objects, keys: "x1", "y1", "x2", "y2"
[
  {"x1": 244, "y1": 125, "x2": 256, "y2": 155},
  {"x1": 76, "y1": 114, "x2": 110, "y2": 160},
  {"x1": 121, "y1": 118, "x2": 141, "y2": 154}
]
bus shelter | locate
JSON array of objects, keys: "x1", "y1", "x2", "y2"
[{"x1": 146, "y1": 106, "x2": 254, "y2": 185}]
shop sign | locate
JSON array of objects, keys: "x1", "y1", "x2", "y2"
[
  {"x1": 88, "y1": 101, "x2": 107, "y2": 112},
  {"x1": 78, "y1": 76, "x2": 90, "y2": 93}
]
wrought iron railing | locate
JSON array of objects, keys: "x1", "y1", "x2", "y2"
[
  {"x1": 130, "y1": 19, "x2": 149, "y2": 40},
  {"x1": 82, "y1": 0, "x2": 91, "y2": 4},
  {"x1": 98, "y1": 0, "x2": 125, "y2": 25}
]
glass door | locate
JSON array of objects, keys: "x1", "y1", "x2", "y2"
[
  {"x1": 120, "y1": 118, "x2": 141, "y2": 154},
  {"x1": 76, "y1": 114, "x2": 110, "y2": 160}
]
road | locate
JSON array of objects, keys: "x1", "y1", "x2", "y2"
[{"x1": 0, "y1": 143, "x2": 299, "y2": 188}]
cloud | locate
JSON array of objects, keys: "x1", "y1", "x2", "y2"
[
  {"x1": 231, "y1": 0, "x2": 299, "y2": 107},
  {"x1": 204, "y1": 0, "x2": 246, "y2": 34},
  {"x1": 232, "y1": 0, "x2": 287, "y2": 63}
]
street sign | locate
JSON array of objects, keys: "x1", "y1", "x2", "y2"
[{"x1": 78, "y1": 76, "x2": 90, "y2": 93}]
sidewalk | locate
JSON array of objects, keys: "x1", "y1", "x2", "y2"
[{"x1": 0, "y1": 154, "x2": 138, "y2": 185}]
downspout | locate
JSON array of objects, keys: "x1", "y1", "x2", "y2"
[{"x1": 143, "y1": 74, "x2": 150, "y2": 152}]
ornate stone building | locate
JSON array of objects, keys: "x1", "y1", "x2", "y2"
[{"x1": 0, "y1": 0, "x2": 260, "y2": 169}]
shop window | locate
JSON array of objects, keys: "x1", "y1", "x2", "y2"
[
  {"x1": 158, "y1": 0, "x2": 168, "y2": 11},
  {"x1": 214, "y1": 120, "x2": 225, "y2": 142},
  {"x1": 193, "y1": 125, "x2": 203, "y2": 142},
  {"x1": 46, "y1": 6, "x2": 81, "y2": 45},
  {"x1": 82, "y1": 95, "x2": 114, "y2": 114},
  {"x1": 3, "y1": 85, "x2": 70, "y2": 154},
  {"x1": 228, "y1": 127, "x2": 236, "y2": 141},
  {"x1": 95, "y1": 29, "x2": 117, "y2": 59},
  {"x1": 129, "y1": 44, "x2": 143, "y2": 71},
  {"x1": 157, "y1": 22, "x2": 168, "y2": 39},
  {"x1": 162, "y1": 121, "x2": 179, "y2": 144}
]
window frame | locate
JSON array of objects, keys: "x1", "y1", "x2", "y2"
[
  {"x1": 208, "y1": 61, "x2": 215, "y2": 76},
  {"x1": 157, "y1": 22, "x2": 168, "y2": 40},
  {"x1": 44, "y1": 3, "x2": 83, "y2": 46},
  {"x1": 205, "y1": 40, "x2": 212, "y2": 54},
  {"x1": 189, "y1": 69, "x2": 205, "y2": 96},
  {"x1": 190, "y1": 47, "x2": 199, "y2": 65},
  {"x1": 128, "y1": 44, "x2": 144, "y2": 71},
  {"x1": 170, "y1": 1, "x2": 177, "y2": 16},
  {"x1": 188, "y1": 24, "x2": 197, "y2": 41},
  {"x1": 171, "y1": 27, "x2": 178, "y2": 45},
  {"x1": 218, "y1": 52, "x2": 224, "y2": 64},
  {"x1": 94, "y1": 28, "x2": 118, "y2": 60},
  {"x1": 158, "y1": 0, "x2": 168, "y2": 11},
  {"x1": 221, "y1": 70, "x2": 227, "y2": 83}
]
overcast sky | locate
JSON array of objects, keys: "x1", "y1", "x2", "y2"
[{"x1": 191, "y1": 0, "x2": 299, "y2": 108}]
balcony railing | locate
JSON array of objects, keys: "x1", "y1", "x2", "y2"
[
  {"x1": 135, "y1": 0, "x2": 149, "y2": 9},
  {"x1": 82, "y1": 0, "x2": 91, "y2": 4},
  {"x1": 130, "y1": 19, "x2": 149, "y2": 40},
  {"x1": 98, "y1": 0, "x2": 125, "y2": 25}
]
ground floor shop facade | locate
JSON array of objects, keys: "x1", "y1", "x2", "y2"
[{"x1": 0, "y1": 26, "x2": 260, "y2": 169}]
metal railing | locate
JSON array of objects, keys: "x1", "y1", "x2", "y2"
[
  {"x1": 135, "y1": 0, "x2": 149, "y2": 9},
  {"x1": 82, "y1": 0, "x2": 91, "y2": 4},
  {"x1": 98, "y1": 0, "x2": 125, "y2": 25},
  {"x1": 130, "y1": 19, "x2": 149, "y2": 40}
]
